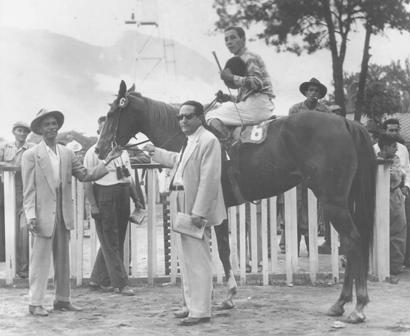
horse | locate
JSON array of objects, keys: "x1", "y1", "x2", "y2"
[{"x1": 96, "y1": 80, "x2": 376, "y2": 323}]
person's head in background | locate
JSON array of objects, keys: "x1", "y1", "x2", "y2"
[
  {"x1": 97, "y1": 116, "x2": 107, "y2": 135},
  {"x1": 377, "y1": 133, "x2": 400, "y2": 159}
]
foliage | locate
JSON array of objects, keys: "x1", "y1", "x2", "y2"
[{"x1": 344, "y1": 59, "x2": 410, "y2": 121}]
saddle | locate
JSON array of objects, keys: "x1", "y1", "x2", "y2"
[{"x1": 222, "y1": 117, "x2": 276, "y2": 149}]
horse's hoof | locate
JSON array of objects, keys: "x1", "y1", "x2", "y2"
[
  {"x1": 326, "y1": 304, "x2": 344, "y2": 317},
  {"x1": 345, "y1": 311, "x2": 366, "y2": 324}
]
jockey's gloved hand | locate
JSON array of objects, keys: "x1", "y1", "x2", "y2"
[{"x1": 215, "y1": 90, "x2": 231, "y2": 103}]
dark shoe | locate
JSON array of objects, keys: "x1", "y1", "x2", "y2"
[
  {"x1": 114, "y1": 285, "x2": 136, "y2": 296},
  {"x1": 29, "y1": 305, "x2": 49, "y2": 316},
  {"x1": 178, "y1": 317, "x2": 211, "y2": 326},
  {"x1": 53, "y1": 301, "x2": 83, "y2": 312},
  {"x1": 174, "y1": 309, "x2": 189, "y2": 318},
  {"x1": 88, "y1": 281, "x2": 100, "y2": 290},
  {"x1": 318, "y1": 242, "x2": 331, "y2": 254},
  {"x1": 17, "y1": 271, "x2": 28, "y2": 279}
]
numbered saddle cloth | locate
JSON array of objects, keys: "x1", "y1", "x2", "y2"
[{"x1": 238, "y1": 119, "x2": 275, "y2": 144}]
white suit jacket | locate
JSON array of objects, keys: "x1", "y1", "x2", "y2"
[
  {"x1": 22, "y1": 141, "x2": 108, "y2": 237},
  {"x1": 152, "y1": 126, "x2": 226, "y2": 226}
]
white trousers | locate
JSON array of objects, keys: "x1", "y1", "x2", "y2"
[
  {"x1": 175, "y1": 191, "x2": 213, "y2": 318},
  {"x1": 205, "y1": 93, "x2": 275, "y2": 126}
]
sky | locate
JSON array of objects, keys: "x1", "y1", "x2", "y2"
[{"x1": 1, "y1": 0, "x2": 410, "y2": 138}]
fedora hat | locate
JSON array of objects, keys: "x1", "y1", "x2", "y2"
[
  {"x1": 30, "y1": 108, "x2": 64, "y2": 135},
  {"x1": 299, "y1": 78, "x2": 327, "y2": 98},
  {"x1": 12, "y1": 121, "x2": 30, "y2": 133}
]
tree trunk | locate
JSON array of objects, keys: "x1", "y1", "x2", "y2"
[
  {"x1": 354, "y1": 23, "x2": 372, "y2": 121},
  {"x1": 322, "y1": 0, "x2": 346, "y2": 116}
]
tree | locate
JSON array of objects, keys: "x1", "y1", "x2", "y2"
[
  {"x1": 213, "y1": 0, "x2": 410, "y2": 116},
  {"x1": 344, "y1": 60, "x2": 410, "y2": 122}
]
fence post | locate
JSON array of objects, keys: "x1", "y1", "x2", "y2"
[
  {"x1": 261, "y1": 199, "x2": 269, "y2": 285},
  {"x1": 146, "y1": 168, "x2": 157, "y2": 285},
  {"x1": 239, "y1": 204, "x2": 246, "y2": 284},
  {"x1": 372, "y1": 160, "x2": 391, "y2": 281},
  {"x1": 75, "y1": 181, "x2": 84, "y2": 286},
  {"x1": 307, "y1": 190, "x2": 318, "y2": 283},
  {"x1": 284, "y1": 187, "x2": 298, "y2": 285},
  {"x1": 330, "y1": 225, "x2": 339, "y2": 283},
  {"x1": 269, "y1": 197, "x2": 278, "y2": 274},
  {"x1": 228, "y1": 207, "x2": 239, "y2": 274},
  {"x1": 4, "y1": 170, "x2": 17, "y2": 284}
]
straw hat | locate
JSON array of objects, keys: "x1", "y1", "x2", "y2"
[{"x1": 30, "y1": 108, "x2": 64, "y2": 135}]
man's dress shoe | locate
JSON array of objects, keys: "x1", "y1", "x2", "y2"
[
  {"x1": 113, "y1": 285, "x2": 136, "y2": 296},
  {"x1": 178, "y1": 317, "x2": 211, "y2": 326},
  {"x1": 29, "y1": 305, "x2": 49, "y2": 316},
  {"x1": 53, "y1": 301, "x2": 83, "y2": 312},
  {"x1": 174, "y1": 309, "x2": 189, "y2": 318}
]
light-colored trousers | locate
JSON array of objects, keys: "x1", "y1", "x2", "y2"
[
  {"x1": 205, "y1": 93, "x2": 275, "y2": 126},
  {"x1": 29, "y1": 188, "x2": 70, "y2": 306},
  {"x1": 176, "y1": 191, "x2": 213, "y2": 318}
]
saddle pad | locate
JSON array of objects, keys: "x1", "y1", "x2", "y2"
[{"x1": 239, "y1": 120, "x2": 273, "y2": 144}]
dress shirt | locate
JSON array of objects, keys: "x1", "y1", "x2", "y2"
[
  {"x1": 0, "y1": 141, "x2": 32, "y2": 166},
  {"x1": 374, "y1": 142, "x2": 410, "y2": 188},
  {"x1": 173, "y1": 126, "x2": 203, "y2": 186},
  {"x1": 45, "y1": 143, "x2": 61, "y2": 188},
  {"x1": 84, "y1": 144, "x2": 132, "y2": 186}
]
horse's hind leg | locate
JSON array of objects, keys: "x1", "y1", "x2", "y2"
[
  {"x1": 214, "y1": 219, "x2": 237, "y2": 305},
  {"x1": 322, "y1": 202, "x2": 368, "y2": 322}
]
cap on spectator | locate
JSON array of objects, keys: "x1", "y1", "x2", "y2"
[{"x1": 12, "y1": 121, "x2": 30, "y2": 133}]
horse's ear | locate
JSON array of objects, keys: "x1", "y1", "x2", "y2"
[
  {"x1": 118, "y1": 80, "x2": 127, "y2": 98},
  {"x1": 128, "y1": 84, "x2": 135, "y2": 93}
]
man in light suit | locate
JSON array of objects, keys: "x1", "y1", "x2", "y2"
[
  {"x1": 22, "y1": 109, "x2": 122, "y2": 316},
  {"x1": 144, "y1": 101, "x2": 226, "y2": 326}
]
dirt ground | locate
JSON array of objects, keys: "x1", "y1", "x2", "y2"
[{"x1": 1, "y1": 270, "x2": 410, "y2": 336}]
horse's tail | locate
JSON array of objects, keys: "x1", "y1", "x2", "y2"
[{"x1": 345, "y1": 120, "x2": 376, "y2": 270}]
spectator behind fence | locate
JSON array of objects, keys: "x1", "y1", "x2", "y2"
[
  {"x1": 84, "y1": 116, "x2": 144, "y2": 296},
  {"x1": 22, "y1": 109, "x2": 122, "y2": 316},
  {"x1": 144, "y1": 100, "x2": 226, "y2": 326},
  {"x1": 0, "y1": 121, "x2": 33, "y2": 278},
  {"x1": 374, "y1": 118, "x2": 410, "y2": 268},
  {"x1": 376, "y1": 133, "x2": 407, "y2": 277},
  {"x1": 282, "y1": 78, "x2": 331, "y2": 255}
]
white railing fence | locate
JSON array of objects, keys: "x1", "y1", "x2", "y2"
[{"x1": 0, "y1": 161, "x2": 391, "y2": 286}]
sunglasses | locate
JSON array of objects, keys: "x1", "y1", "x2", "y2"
[{"x1": 176, "y1": 113, "x2": 197, "y2": 121}]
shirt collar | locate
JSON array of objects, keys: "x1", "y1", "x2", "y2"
[{"x1": 187, "y1": 125, "x2": 203, "y2": 143}]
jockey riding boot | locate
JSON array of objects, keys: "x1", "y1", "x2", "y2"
[{"x1": 207, "y1": 118, "x2": 233, "y2": 150}]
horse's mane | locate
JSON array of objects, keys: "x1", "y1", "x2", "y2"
[{"x1": 129, "y1": 91, "x2": 181, "y2": 134}]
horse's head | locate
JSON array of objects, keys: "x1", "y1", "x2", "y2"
[{"x1": 95, "y1": 80, "x2": 148, "y2": 159}]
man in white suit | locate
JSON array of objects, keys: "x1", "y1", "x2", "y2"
[
  {"x1": 22, "y1": 109, "x2": 122, "y2": 316},
  {"x1": 144, "y1": 101, "x2": 226, "y2": 326}
]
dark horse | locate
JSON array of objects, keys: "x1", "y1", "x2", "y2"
[{"x1": 96, "y1": 81, "x2": 376, "y2": 323}]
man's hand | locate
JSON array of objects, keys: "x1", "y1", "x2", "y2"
[
  {"x1": 105, "y1": 146, "x2": 123, "y2": 164},
  {"x1": 143, "y1": 144, "x2": 156, "y2": 157},
  {"x1": 27, "y1": 218, "x2": 38, "y2": 234},
  {"x1": 191, "y1": 215, "x2": 206, "y2": 229},
  {"x1": 90, "y1": 205, "x2": 100, "y2": 221},
  {"x1": 220, "y1": 68, "x2": 233, "y2": 82},
  {"x1": 215, "y1": 90, "x2": 231, "y2": 103},
  {"x1": 401, "y1": 186, "x2": 409, "y2": 197}
]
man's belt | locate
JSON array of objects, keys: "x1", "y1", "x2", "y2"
[{"x1": 170, "y1": 185, "x2": 184, "y2": 191}]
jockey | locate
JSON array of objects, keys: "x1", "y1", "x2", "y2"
[{"x1": 206, "y1": 26, "x2": 275, "y2": 139}]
